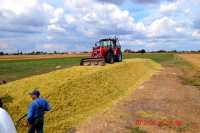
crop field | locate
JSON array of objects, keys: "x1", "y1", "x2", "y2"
[{"x1": 0, "y1": 59, "x2": 160, "y2": 132}]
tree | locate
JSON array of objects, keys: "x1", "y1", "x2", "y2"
[
  {"x1": 137, "y1": 49, "x2": 146, "y2": 54},
  {"x1": 0, "y1": 52, "x2": 4, "y2": 55},
  {"x1": 157, "y1": 50, "x2": 166, "y2": 53}
]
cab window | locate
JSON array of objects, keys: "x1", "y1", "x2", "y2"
[{"x1": 100, "y1": 40, "x2": 114, "y2": 47}]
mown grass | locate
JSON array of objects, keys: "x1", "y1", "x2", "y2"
[
  {"x1": 0, "y1": 59, "x2": 160, "y2": 133},
  {"x1": 0, "y1": 57, "x2": 84, "y2": 82}
]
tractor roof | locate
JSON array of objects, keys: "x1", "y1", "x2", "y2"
[{"x1": 99, "y1": 38, "x2": 117, "y2": 42}]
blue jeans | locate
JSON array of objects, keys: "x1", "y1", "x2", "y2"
[{"x1": 28, "y1": 118, "x2": 43, "y2": 133}]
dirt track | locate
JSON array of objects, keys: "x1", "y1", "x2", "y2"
[{"x1": 75, "y1": 67, "x2": 200, "y2": 133}]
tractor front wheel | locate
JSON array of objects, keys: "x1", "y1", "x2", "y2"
[
  {"x1": 115, "y1": 52, "x2": 122, "y2": 62},
  {"x1": 118, "y1": 53, "x2": 122, "y2": 62}
]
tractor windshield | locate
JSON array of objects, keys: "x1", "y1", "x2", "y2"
[{"x1": 98, "y1": 40, "x2": 113, "y2": 47}]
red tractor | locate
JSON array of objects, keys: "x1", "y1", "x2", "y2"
[{"x1": 80, "y1": 38, "x2": 122, "y2": 66}]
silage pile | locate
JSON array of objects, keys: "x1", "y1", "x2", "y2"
[{"x1": 0, "y1": 59, "x2": 160, "y2": 132}]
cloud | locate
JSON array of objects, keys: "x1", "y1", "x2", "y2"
[
  {"x1": 96, "y1": 0, "x2": 178, "y2": 5},
  {"x1": 175, "y1": 27, "x2": 185, "y2": 33},
  {"x1": 96, "y1": 0, "x2": 161, "y2": 5},
  {"x1": 0, "y1": 0, "x2": 199, "y2": 52},
  {"x1": 48, "y1": 24, "x2": 65, "y2": 33},
  {"x1": 192, "y1": 31, "x2": 200, "y2": 39},
  {"x1": 0, "y1": 0, "x2": 38, "y2": 15},
  {"x1": 160, "y1": 2, "x2": 178, "y2": 13},
  {"x1": 49, "y1": 8, "x2": 64, "y2": 24},
  {"x1": 37, "y1": 43, "x2": 66, "y2": 52},
  {"x1": 131, "y1": 0, "x2": 160, "y2": 4},
  {"x1": 121, "y1": 39, "x2": 145, "y2": 46},
  {"x1": 64, "y1": 0, "x2": 145, "y2": 36},
  {"x1": 147, "y1": 17, "x2": 177, "y2": 37},
  {"x1": 0, "y1": 41, "x2": 17, "y2": 52},
  {"x1": 0, "y1": 42, "x2": 8, "y2": 49},
  {"x1": 0, "y1": 1, "x2": 48, "y2": 34},
  {"x1": 96, "y1": 0, "x2": 124, "y2": 5},
  {"x1": 0, "y1": 0, "x2": 66, "y2": 35},
  {"x1": 145, "y1": 42, "x2": 157, "y2": 48},
  {"x1": 194, "y1": 19, "x2": 200, "y2": 29}
]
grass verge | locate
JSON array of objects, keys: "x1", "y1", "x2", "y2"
[
  {"x1": 124, "y1": 53, "x2": 200, "y2": 88},
  {"x1": 176, "y1": 54, "x2": 200, "y2": 87},
  {"x1": 123, "y1": 53, "x2": 174, "y2": 63}
]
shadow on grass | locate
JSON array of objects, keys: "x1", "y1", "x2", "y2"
[
  {"x1": 1, "y1": 94, "x2": 14, "y2": 103},
  {"x1": 0, "y1": 94, "x2": 14, "y2": 110},
  {"x1": 1, "y1": 94, "x2": 13, "y2": 107}
]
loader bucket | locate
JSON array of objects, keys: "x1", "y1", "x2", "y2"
[{"x1": 80, "y1": 58, "x2": 105, "y2": 66}]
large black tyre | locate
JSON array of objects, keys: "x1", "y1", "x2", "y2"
[
  {"x1": 118, "y1": 53, "x2": 123, "y2": 62},
  {"x1": 115, "y1": 52, "x2": 122, "y2": 62},
  {"x1": 106, "y1": 51, "x2": 114, "y2": 64}
]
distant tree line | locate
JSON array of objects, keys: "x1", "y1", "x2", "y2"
[
  {"x1": 0, "y1": 51, "x2": 48, "y2": 55},
  {"x1": 0, "y1": 52, "x2": 8, "y2": 55},
  {"x1": 0, "y1": 49, "x2": 200, "y2": 56},
  {"x1": 124, "y1": 49, "x2": 200, "y2": 54},
  {"x1": 0, "y1": 51, "x2": 90, "y2": 56}
]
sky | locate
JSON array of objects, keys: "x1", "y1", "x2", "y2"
[{"x1": 0, "y1": 0, "x2": 200, "y2": 53}]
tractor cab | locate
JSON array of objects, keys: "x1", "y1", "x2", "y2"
[{"x1": 95, "y1": 38, "x2": 120, "y2": 48}]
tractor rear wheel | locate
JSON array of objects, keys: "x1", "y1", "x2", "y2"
[{"x1": 106, "y1": 52, "x2": 114, "y2": 64}]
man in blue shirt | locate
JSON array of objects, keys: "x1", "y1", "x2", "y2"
[{"x1": 27, "y1": 89, "x2": 50, "y2": 133}]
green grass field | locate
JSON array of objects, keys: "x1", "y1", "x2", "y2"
[
  {"x1": 0, "y1": 57, "x2": 84, "y2": 82},
  {"x1": 124, "y1": 53, "x2": 175, "y2": 63},
  {"x1": 124, "y1": 53, "x2": 193, "y2": 69}
]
